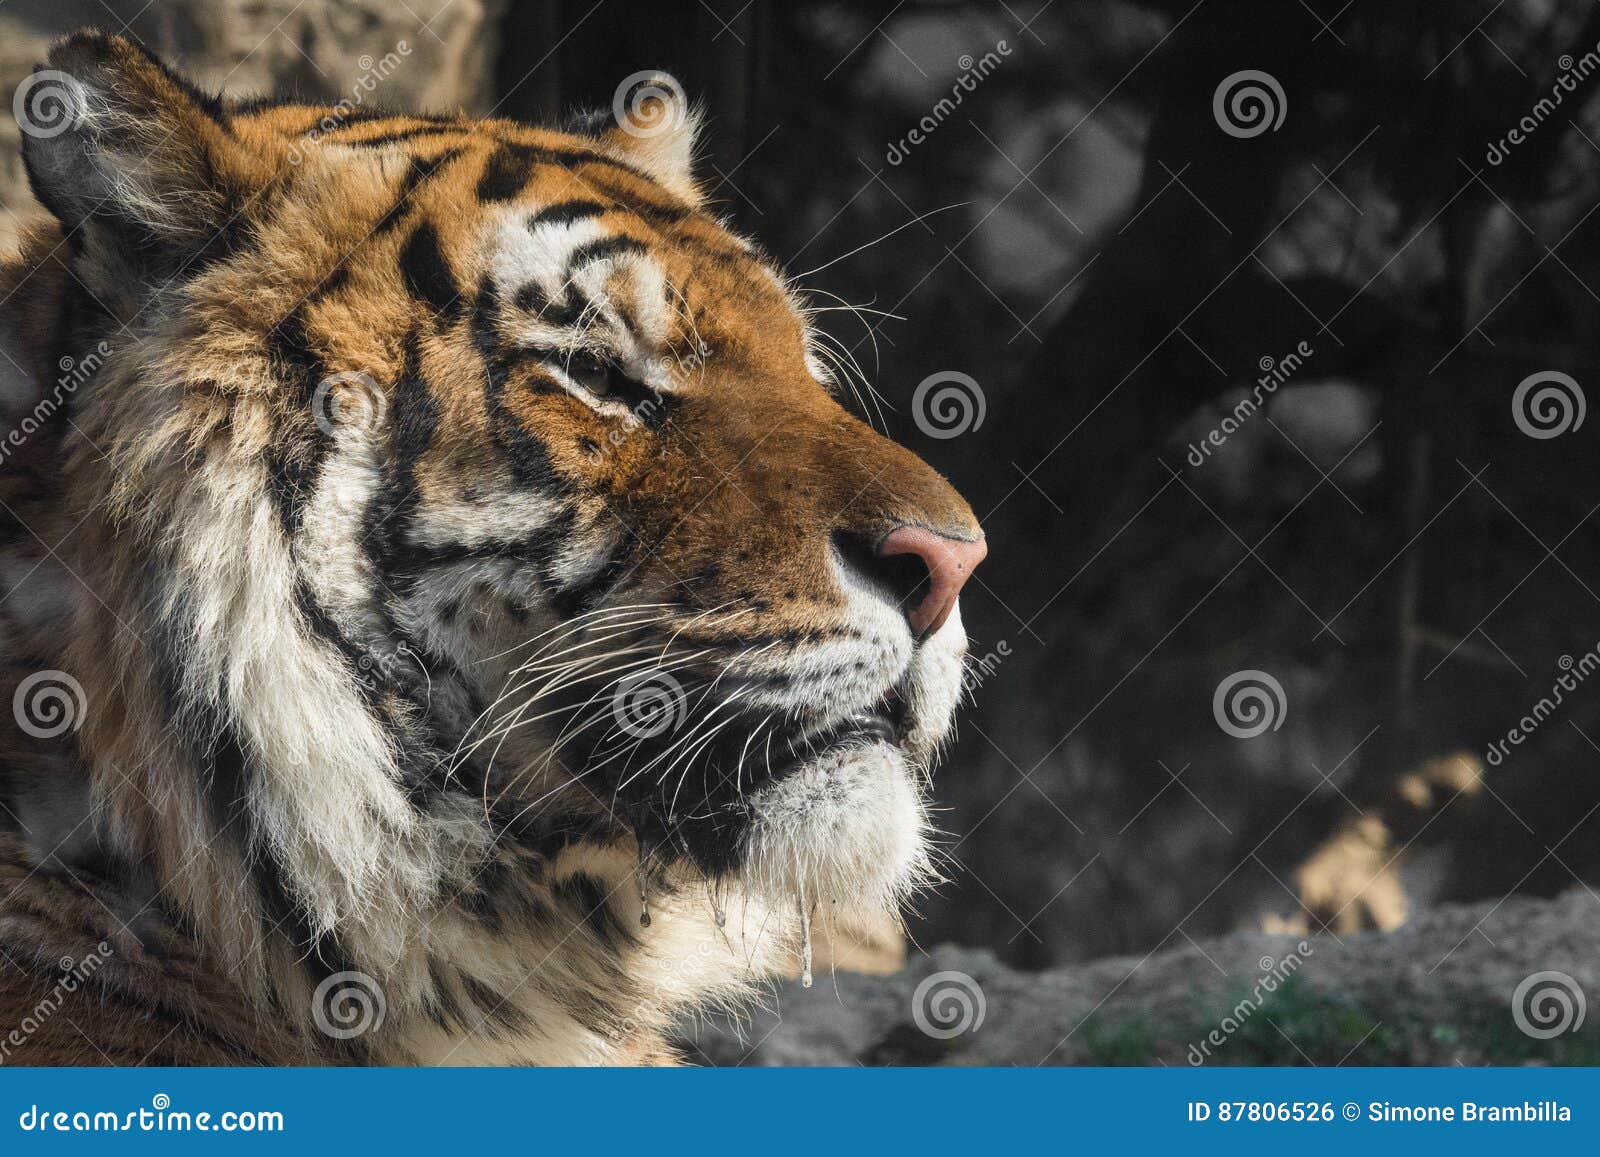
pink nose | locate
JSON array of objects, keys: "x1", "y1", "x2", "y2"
[{"x1": 877, "y1": 526, "x2": 988, "y2": 636}]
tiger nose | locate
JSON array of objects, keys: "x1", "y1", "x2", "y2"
[{"x1": 877, "y1": 525, "x2": 988, "y2": 636}]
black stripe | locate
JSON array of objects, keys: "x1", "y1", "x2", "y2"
[
  {"x1": 346, "y1": 126, "x2": 465, "y2": 149},
  {"x1": 424, "y1": 959, "x2": 466, "y2": 1029},
  {"x1": 550, "y1": 550, "x2": 628, "y2": 619},
  {"x1": 475, "y1": 142, "x2": 681, "y2": 203},
  {"x1": 399, "y1": 222, "x2": 463, "y2": 322},
  {"x1": 380, "y1": 510, "x2": 577, "y2": 580},
  {"x1": 262, "y1": 308, "x2": 332, "y2": 537},
  {"x1": 254, "y1": 841, "x2": 358, "y2": 990},
  {"x1": 555, "y1": 871, "x2": 633, "y2": 952},
  {"x1": 364, "y1": 328, "x2": 434, "y2": 590},
  {"x1": 477, "y1": 144, "x2": 539, "y2": 202},
  {"x1": 560, "y1": 171, "x2": 694, "y2": 227},
  {"x1": 530, "y1": 200, "x2": 611, "y2": 229},
  {"x1": 373, "y1": 148, "x2": 464, "y2": 237},
  {"x1": 511, "y1": 281, "x2": 587, "y2": 327},
  {"x1": 462, "y1": 975, "x2": 532, "y2": 1031},
  {"x1": 390, "y1": 329, "x2": 441, "y2": 484},
  {"x1": 473, "y1": 276, "x2": 565, "y2": 493},
  {"x1": 260, "y1": 323, "x2": 438, "y2": 759},
  {"x1": 566, "y1": 236, "x2": 647, "y2": 271}
]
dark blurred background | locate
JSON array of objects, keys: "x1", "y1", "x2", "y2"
[{"x1": 6, "y1": 0, "x2": 1600, "y2": 975}]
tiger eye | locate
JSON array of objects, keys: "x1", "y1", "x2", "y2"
[{"x1": 565, "y1": 353, "x2": 617, "y2": 398}]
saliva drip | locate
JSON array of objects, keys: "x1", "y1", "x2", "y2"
[
  {"x1": 798, "y1": 888, "x2": 814, "y2": 988},
  {"x1": 637, "y1": 846, "x2": 652, "y2": 928}
]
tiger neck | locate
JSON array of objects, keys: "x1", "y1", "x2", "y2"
[
  {"x1": 0, "y1": 219, "x2": 776, "y2": 1063},
  {"x1": 62, "y1": 539, "x2": 766, "y2": 1061},
  {"x1": 51, "y1": 383, "x2": 762, "y2": 1064}
]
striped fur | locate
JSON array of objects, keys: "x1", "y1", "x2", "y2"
[{"x1": 0, "y1": 32, "x2": 983, "y2": 1065}]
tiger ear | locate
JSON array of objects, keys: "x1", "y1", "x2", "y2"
[
  {"x1": 596, "y1": 73, "x2": 703, "y2": 205},
  {"x1": 19, "y1": 31, "x2": 279, "y2": 275}
]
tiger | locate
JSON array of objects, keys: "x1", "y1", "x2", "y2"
[{"x1": 0, "y1": 31, "x2": 986, "y2": 1065}]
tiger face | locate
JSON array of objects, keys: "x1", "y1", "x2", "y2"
[{"x1": 20, "y1": 34, "x2": 984, "y2": 969}]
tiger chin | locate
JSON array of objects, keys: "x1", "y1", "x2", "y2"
[{"x1": 0, "y1": 31, "x2": 986, "y2": 1066}]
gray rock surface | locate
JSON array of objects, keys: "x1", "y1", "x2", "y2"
[
  {"x1": 683, "y1": 892, "x2": 1600, "y2": 1066},
  {"x1": 0, "y1": 0, "x2": 505, "y2": 241}
]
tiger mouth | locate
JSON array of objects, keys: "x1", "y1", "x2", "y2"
[
  {"x1": 755, "y1": 688, "x2": 910, "y2": 788},
  {"x1": 590, "y1": 680, "x2": 914, "y2": 870}
]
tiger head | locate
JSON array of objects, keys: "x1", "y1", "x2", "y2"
[{"x1": 15, "y1": 33, "x2": 984, "y2": 1044}]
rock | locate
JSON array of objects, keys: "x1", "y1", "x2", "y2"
[
  {"x1": 0, "y1": 0, "x2": 507, "y2": 243},
  {"x1": 683, "y1": 891, "x2": 1600, "y2": 1065}
]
